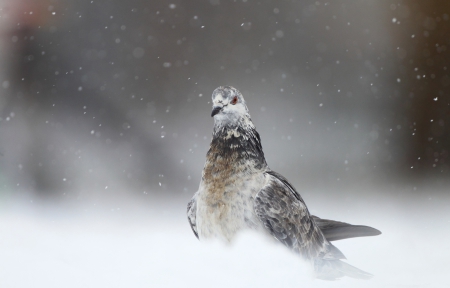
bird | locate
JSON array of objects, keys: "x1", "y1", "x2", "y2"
[{"x1": 187, "y1": 86, "x2": 381, "y2": 280}]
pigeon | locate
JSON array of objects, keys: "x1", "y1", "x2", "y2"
[{"x1": 187, "y1": 86, "x2": 381, "y2": 280}]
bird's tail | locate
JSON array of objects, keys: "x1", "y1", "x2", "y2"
[
  {"x1": 314, "y1": 259, "x2": 373, "y2": 281},
  {"x1": 311, "y1": 215, "x2": 381, "y2": 242}
]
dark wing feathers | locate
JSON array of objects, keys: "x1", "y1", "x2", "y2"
[
  {"x1": 254, "y1": 171, "x2": 378, "y2": 280},
  {"x1": 267, "y1": 171, "x2": 381, "y2": 243},
  {"x1": 255, "y1": 172, "x2": 341, "y2": 260},
  {"x1": 312, "y1": 216, "x2": 381, "y2": 242},
  {"x1": 187, "y1": 197, "x2": 198, "y2": 239}
]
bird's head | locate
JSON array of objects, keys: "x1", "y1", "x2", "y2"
[{"x1": 211, "y1": 86, "x2": 249, "y2": 125}]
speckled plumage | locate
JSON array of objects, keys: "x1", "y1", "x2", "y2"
[{"x1": 187, "y1": 86, "x2": 380, "y2": 280}]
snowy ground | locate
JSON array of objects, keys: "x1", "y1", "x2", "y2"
[{"x1": 1, "y1": 184, "x2": 449, "y2": 288}]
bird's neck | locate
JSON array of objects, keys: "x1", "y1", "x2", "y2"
[
  {"x1": 201, "y1": 117, "x2": 267, "y2": 202},
  {"x1": 207, "y1": 117, "x2": 267, "y2": 170}
]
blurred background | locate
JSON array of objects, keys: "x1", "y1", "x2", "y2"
[{"x1": 0, "y1": 0, "x2": 449, "y2": 287}]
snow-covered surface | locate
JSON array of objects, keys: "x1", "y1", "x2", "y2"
[{"x1": 1, "y1": 186, "x2": 449, "y2": 288}]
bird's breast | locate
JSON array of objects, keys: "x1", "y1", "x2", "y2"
[{"x1": 196, "y1": 154, "x2": 266, "y2": 241}]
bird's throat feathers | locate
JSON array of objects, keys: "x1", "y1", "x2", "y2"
[{"x1": 208, "y1": 116, "x2": 266, "y2": 168}]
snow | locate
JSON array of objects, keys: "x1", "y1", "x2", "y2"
[{"x1": 1, "y1": 186, "x2": 449, "y2": 288}]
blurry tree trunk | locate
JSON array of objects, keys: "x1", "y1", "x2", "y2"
[{"x1": 394, "y1": 1, "x2": 450, "y2": 176}]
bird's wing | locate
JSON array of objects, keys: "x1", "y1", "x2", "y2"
[
  {"x1": 254, "y1": 171, "x2": 345, "y2": 260},
  {"x1": 187, "y1": 195, "x2": 199, "y2": 239},
  {"x1": 311, "y1": 216, "x2": 381, "y2": 242}
]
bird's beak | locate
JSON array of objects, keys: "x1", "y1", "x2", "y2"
[{"x1": 211, "y1": 106, "x2": 222, "y2": 117}]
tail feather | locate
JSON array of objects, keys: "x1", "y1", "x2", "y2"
[
  {"x1": 312, "y1": 215, "x2": 381, "y2": 242},
  {"x1": 314, "y1": 259, "x2": 373, "y2": 281}
]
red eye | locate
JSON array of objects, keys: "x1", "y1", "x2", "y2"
[{"x1": 231, "y1": 96, "x2": 238, "y2": 105}]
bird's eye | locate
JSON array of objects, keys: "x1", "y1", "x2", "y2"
[{"x1": 231, "y1": 96, "x2": 238, "y2": 105}]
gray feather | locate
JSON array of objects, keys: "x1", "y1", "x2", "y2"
[
  {"x1": 314, "y1": 259, "x2": 373, "y2": 281},
  {"x1": 187, "y1": 197, "x2": 198, "y2": 239},
  {"x1": 312, "y1": 216, "x2": 381, "y2": 242}
]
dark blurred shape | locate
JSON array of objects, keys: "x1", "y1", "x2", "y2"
[
  {"x1": 0, "y1": 0, "x2": 188, "y2": 198},
  {"x1": 389, "y1": 1, "x2": 450, "y2": 177}
]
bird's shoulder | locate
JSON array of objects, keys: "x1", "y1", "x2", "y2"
[
  {"x1": 262, "y1": 170, "x2": 305, "y2": 202},
  {"x1": 255, "y1": 170, "x2": 309, "y2": 221}
]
